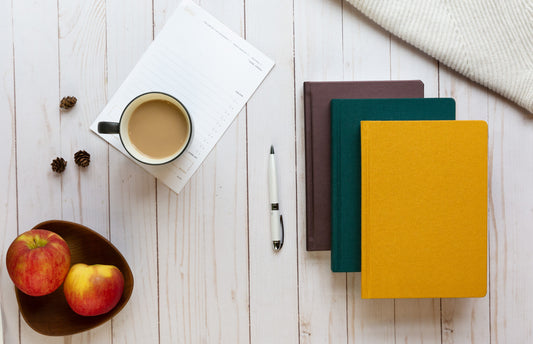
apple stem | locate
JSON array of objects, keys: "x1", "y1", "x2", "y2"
[{"x1": 26, "y1": 236, "x2": 48, "y2": 249}]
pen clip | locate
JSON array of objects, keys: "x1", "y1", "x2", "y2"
[{"x1": 273, "y1": 214, "x2": 284, "y2": 251}]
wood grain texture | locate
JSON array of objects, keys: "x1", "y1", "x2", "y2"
[
  {"x1": 58, "y1": 0, "x2": 108, "y2": 230},
  {"x1": 105, "y1": 0, "x2": 159, "y2": 343},
  {"x1": 246, "y1": 0, "x2": 299, "y2": 343},
  {"x1": 0, "y1": 0, "x2": 19, "y2": 343},
  {"x1": 294, "y1": 0, "x2": 347, "y2": 343},
  {"x1": 108, "y1": 162, "x2": 158, "y2": 344},
  {"x1": 58, "y1": 0, "x2": 111, "y2": 342},
  {"x1": 12, "y1": 0, "x2": 61, "y2": 234},
  {"x1": 12, "y1": 0, "x2": 63, "y2": 342},
  {"x1": 390, "y1": 37, "x2": 441, "y2": 344},
  {"x1": 153, "y1": 0, "x2": 180, "y2": 35},
  {"x1": 439, "y1": 66, "x2": 490, "y2": 344},
  {"x1": 342, "y1": 3, "x2": 390, "y2": 81},
  {"x1": 488, "y1": 95, "x2": 533, "y2": 343},
  {"x1": 156, "y1": 140, "x2": 249, "y2": 343},
  {"x1": 342, "y1": 4, "x2": 395, "y2": 344},
  {"x1": 155, "y1": 1, "x2": 250, "y2": 343}
]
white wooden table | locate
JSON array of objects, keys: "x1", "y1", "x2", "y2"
[{"x1": 1, "y1": 0, "x2": 532, "y2": 343}]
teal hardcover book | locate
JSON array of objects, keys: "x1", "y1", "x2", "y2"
[{"x1": 330, "y1": 98, "x2": 456, "y2": 272}]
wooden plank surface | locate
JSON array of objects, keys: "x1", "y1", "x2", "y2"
[
  {"x1": 155, "y1": 1, "x2": 250, "y2": 343},
  {"x1": 4, "y1": 0, "x2": 533, "y2": 343},
  {"x1": 106, "y1": 9, "x2": 161, "y2": 344},
  {"x1": 293, "y1": 0, "x2": 347, "y2": 342},
  {"x1": 246, "y1": 0, "x2": 299, "y2": 343},
  {"x1": 106, "y1": 0, "x2": 159, "y2": 343},
  {"x1": 12, "y1": 0, "x2": 62, "y2": 342},
  {"x1": 0, "y1": 0, "x2": 18, "y2": 343},
  {"x1": 489, "y1": 96, "x2": 533, "y2": 343},
  {"x1": 58, "y1": 1, "x2": 111, "y2": 343}
]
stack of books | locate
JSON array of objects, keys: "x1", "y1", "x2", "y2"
[{"x1": 304, "y1": 81, "x2": 487, "y2": 299}]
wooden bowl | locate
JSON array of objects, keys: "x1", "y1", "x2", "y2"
[{"x1": 14, "y1": 220, "x2": 134, "y2": 336}]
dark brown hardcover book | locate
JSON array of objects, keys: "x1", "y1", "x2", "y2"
[{"x1": 304, "y1": 80, "x2": 424, "y2": 251}]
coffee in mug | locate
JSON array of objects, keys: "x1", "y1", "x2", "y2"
[{"x1": 98, "y1": 92, "x2": 192, "y2": 165}]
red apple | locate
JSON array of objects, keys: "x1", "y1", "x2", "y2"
[
  {"x1": 6, "y1": 229, "x2": 71, "y2": 296},
  {"x1": 63, "y1": 263, "x2": 124, "y2": 316}
]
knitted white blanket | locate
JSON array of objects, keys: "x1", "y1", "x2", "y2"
[{"x1": 346, "y1": 0, "x2": 533, "y2": 113}]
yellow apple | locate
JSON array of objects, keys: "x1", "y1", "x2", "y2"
[{"x1": 63, "y1": 263, "x2": 124, "y2": 316}]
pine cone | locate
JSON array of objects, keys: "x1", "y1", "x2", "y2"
[
  {"x1": 74, "y1": 150, "x2": 90, "y2": 167},
  {"x1": 51, "y1": 157, "x2": 67, "y2": 173},
  {"x1": 60, "y1": 96, "x2": 77, "y2": 110}
]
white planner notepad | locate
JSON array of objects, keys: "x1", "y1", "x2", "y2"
[{"x1": 90, "y1": 0, "x2": 274, "y2": 194}]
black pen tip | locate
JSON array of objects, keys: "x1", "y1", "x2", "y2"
[{"x1": 270, "y1": 146, "x2": 274, "y2": 154}]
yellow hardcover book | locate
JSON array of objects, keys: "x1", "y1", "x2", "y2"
[{"x1": 361, "y1": 120, "x2": 487, "y2": 298}]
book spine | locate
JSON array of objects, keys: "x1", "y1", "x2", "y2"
[
  {"x1": 303, "y1": 82, "x2": 315, "y2": 250},
  {"x1": 360, "y1": 122, "x2": 369, "y2": 298},
  {"x1": 330, "y1": 102, "x2": 340, "y2": 271}
]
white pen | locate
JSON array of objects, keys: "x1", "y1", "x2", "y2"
[{"x1": 269, "y1": 146, "x2": 284, "y2": 251}]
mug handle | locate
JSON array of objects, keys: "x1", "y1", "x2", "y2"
[{"x1": 98, "y1": 121, "x2": 120, "y2": 134}]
